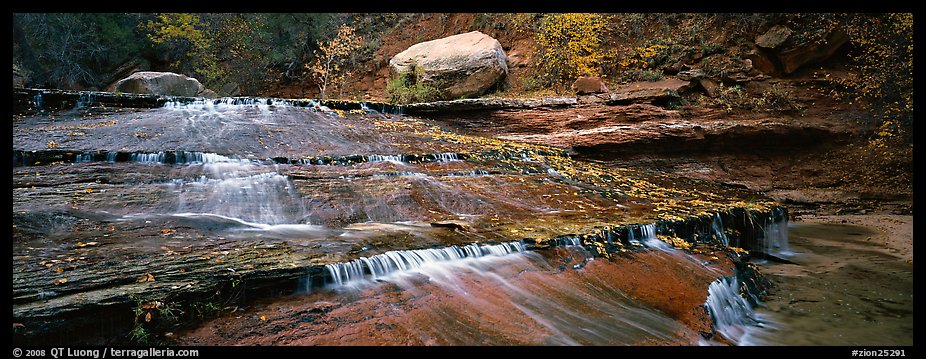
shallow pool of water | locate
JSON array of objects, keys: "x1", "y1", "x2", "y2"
[{"x1": 741, "y1": 222, "x2": 913, "y2": 346}]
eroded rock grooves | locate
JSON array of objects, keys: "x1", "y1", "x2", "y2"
[{"x1": 13, "y1": 90, "x2": 783, "y2": 346}]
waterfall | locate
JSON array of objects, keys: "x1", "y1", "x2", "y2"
[
  {"x1": 704, "y1": 276, "x2": 765, "y2": 345},
  {"x1": 33, "y1": 92, "x2": 44, "y2": 112},
  {"x1": 74, "y1": 92, "x2": 95, "y2": 110},
  {"x1": 760, "y1": 214, "x2": 791, "y2": 258},
  {"x1": 75, "y1": 153, "x2": 94, "y2": 162},
  {"x1": 130, "y1": 152, "x2": 166, "y2": 163},
  {"x1": 638, "y1": 223, "x2": 675, "y2": 251},
  {"x1": 366, "y1": 154, "x2": 406, "y2": 163},
  {"x1": 435, "y1": 152, "x2": 459, "y2": 162},
  {"x1": 711, "y1": 213, "x2": 730, "y2": 246},
  {"x1": 175, "y1": 162, "x2": 307, "y2": 225},
  {"x1": 323, "y1": 241, "x2": 526, "y2": 287}
]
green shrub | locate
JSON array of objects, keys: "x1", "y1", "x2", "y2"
[{"x1": 386, "y1": 64, "x2": 441, "y2": 104}]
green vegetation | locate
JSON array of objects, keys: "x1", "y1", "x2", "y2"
[
  {"x1": 386, "y1": 64, "x2": 441, "y2": 104},
  {"x1": 707, "y1": 83, "x2": 804, "y2": 114}
]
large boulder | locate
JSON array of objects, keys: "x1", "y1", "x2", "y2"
[
  {"x1": 113, "y1": 71, "x2": 213, "y2": 97},
  {"x1": 389, "y1": 31, "x2": 508, "y2": 100}
]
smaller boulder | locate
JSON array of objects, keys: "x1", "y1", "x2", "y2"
[
  {"x1": 699, "y1": 78, "x2": 721, "y2": 98},
  {"x1": 608, "y1": 78, "x2": 691, "y2": 104},
  {"x1": 572, "y1": 76, "x2": 609, "y2": 95},
  {"x1": 756, "y1": 25, "x2": 793, "y2": 49}
]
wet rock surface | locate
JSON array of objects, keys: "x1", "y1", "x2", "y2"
[
  {"x1": 13, "y1": 95, "x2": 780, "y2": 345},
  {"x1": 175, "y1": 247, "x2": 728, "y2": 346}
]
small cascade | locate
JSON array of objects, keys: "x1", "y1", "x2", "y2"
[
  {"x1": 65, "y1": 151, "x2": 248, "y2": 165},
  {"x1": 33, "y1": 92, "x2": 44, "y2": 112},
  {"x1": 175, "y1": 168, "x2": 307, "y2": 225},
  {"x1": 371, "y1": 171, "x2": 428, "y2": 178},
  {"x1": 365, "y1": 154, "x2": 406, "y2": 163},
  {"x1": 552, "y1": 235, "x2": 582, "y2": 247},
  {"x1": 130, "y1": 152, "x2": 166, "y2": 163},
  {"x1": 704, "y1": 275, "x2": 764, "y2": 345},
  {"x1": 638, "y1": 223, "x2": 674, "y2": 251},
  {"x1": 173, "y1": 151, "x2": 245, "y2": 164},
  {"x1": 434, "y1": 152, "x2": 459, "y2": 162},
  {"x1": 323, "y1": 241, "x2": 526, "y2": 287},
  {"x1": 759, "y1": 209, "x2": 791, "y2": 258},
  {"x1": 73, "y1": 92, "x2": 95, "y2": 110},
  {"x1": 448, "y1": 170, "x2": 491, "y2": 177},
  {"x1": 75, "y1": 153, "x2": 94, "y2": 162},
  {"x1": 711, "y1": 213, "x2": 730, "y2": 246},
  {"x1": 359, "y1": 102, "x2": 379, "y2": 115}
]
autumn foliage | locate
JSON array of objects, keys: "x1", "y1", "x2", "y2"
[
  {"x1": 838, "y1": 13, "x2": 913, "y2": 143},
  {"x1": 532, "y1": 14, "x2": 608, "y2": 88},
  {"x1": 308, "y1": 25, "x2": 362, "y2": 101}
]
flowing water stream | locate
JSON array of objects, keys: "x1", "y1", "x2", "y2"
[{"x1": 13, "y1": 93, "x2": 909, "y2": 347}]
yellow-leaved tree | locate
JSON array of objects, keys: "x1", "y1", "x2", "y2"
[
  {"x1": 308, "y1": 24, "x2": 362, "y2": 100},
  {"x1": 533, "y1": 13, "x2": 607, "y2": 88}
]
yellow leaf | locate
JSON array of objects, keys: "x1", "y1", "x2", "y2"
[
  {"x1": 260, "y1": 315, "x2": 267, "y2": 321},
  {"x1": 53, "y1": 278, "x2": 68, "y2": 285},
  {"x1": 137, "y1": 273, "x2": 155, "y2": 283}
]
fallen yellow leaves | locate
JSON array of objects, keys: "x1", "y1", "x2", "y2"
[
  {"x1": 53, "y1": 278, "x2": 68, "y2": 285},
  {"x1": 137, "y1": 273, "x2": 155, "y2": 283}
]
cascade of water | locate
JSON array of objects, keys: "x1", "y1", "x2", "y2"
[
  {"x1": 711, "y1": 213, "x2": 730, "y2": 246},
  {"x1": 324, "y1": 241, "x2": 526, "y2": 287},
  {"x1": 761, "y1": 214, "x2": 791, "y2": 258},
  {"x1": 175, "y1": 166, "x2": 307, "y2": 225},
  {"x1": 366, "y1": 154, "x2": 405, "y2": 163},
  {"x1": 704, "y1": 276, "x2": 764, "y2": 345},
  {"x1": 75, "y1": 152, "x2": 94, "y2": 162},
  {"x1": 130, "y1": 152, "x2": 166, "y2": 163},
  {"x1": 74, "y1": 92, "x2": 94, "y2": 110},
  {"x1": 435, "y1": 152, "x2": 459, "y2": 162},
  {"x1": 106, "y1": 151, "x2": 118, "y2": 163},
  {"x1": 448, "y1": 170, "x2": 490, "y2": 177},
  {"x1": 371, "y1": 171, "x2": 428, "y2": 178},
  {"x1": 639, "y1": 223, "x2": 675, "y2": 251},
  {"x1": 33, "y1": 92, "x2": 44, "y2": 112}
]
